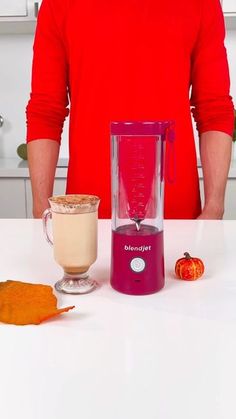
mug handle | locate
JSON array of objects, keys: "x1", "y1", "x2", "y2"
[{"x1": 42, "y1": 209, "x2": 53, "y2": 246}]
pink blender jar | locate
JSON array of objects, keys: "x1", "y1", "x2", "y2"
[{"x1": 110, "y1": 121, "x2": 174, "y2": 295}]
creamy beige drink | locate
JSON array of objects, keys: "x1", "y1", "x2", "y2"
[
  {"x1": 43, "y1": 194, "x2": 100, "y2": 294},
  {"x1": 52, "y1": 211, "x2": 97, "y2": 274}
]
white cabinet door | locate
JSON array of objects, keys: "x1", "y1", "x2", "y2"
[
  {"x1": 0, "y1": 179, "x2": 26, "y2": 218},
  {"x1": 200, "y1": 178, "x2": 236, "y2": 220},
  {"x1": 224, "y1": 179, "x2": 236, "y2": 219},
  {"x1": 0, "y1": 0, "x2": 28, "y2": 17},
  {"x1": 25, "y1": 179, "x2": 67, "y2": 218},
  {"x1": 0, "y1": 0, "x2": 38, "y2": 27},
  {"x1": 223, "y1": 0, "x2": 236, "y2": 13}
]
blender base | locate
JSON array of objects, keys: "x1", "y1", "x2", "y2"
[{"x1": 111, "y1": 225, "x2": 164, "y2": 296}]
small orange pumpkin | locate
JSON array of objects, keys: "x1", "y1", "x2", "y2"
[{"x1": 175, "y1": 252, "x2": 204, "y2": 281}]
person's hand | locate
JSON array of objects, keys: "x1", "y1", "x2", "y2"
[{"x1": 197, "y1": 202, "x2": 224, "y2": 220}]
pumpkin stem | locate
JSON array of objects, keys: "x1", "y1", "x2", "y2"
[{"x1": 184, "y1": 252, "x2": 191, "y2": 259}]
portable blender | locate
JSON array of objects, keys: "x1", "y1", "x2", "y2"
[{"x1": 110, "y1": 121, "x2": 175, "y2": 295}]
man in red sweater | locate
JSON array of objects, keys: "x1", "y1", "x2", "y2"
[{"x1": 26, "y1": 0, "x2": 234, "y2": 219}]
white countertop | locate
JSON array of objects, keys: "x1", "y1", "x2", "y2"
[
  {"x1": 0, "y1": 219, "x2": 236, "y2": 419},
  {"x1": 1, "y1": 157, "x2": 236, "y2": 178}
]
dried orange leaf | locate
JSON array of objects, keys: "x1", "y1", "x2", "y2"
[{"x1": 0, "y1": 280, "x2": 75, "y2": 325}]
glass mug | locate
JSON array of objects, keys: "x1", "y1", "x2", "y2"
[{"x1": 43, "y1": 194, "x2": 100, "y2": 294}]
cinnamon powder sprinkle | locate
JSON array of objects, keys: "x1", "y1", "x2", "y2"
[{"x1": 50, "y1": 194, "x2": 99, "y2": 206}]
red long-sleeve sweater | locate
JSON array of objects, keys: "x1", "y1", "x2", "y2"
[{"x1": 26, "y1": 0, "x2": 234, "y2": 219}]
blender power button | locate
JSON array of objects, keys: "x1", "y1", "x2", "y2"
[{"x1": 130, "y1": 258, "x2": 146, "y2": 273}]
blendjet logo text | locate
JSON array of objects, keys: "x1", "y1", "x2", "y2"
[{"x1": 124, "y1": 245, "x2": 151, "y2": 252}]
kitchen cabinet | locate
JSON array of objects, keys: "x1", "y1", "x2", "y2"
[
  {"x1": 0, "y1": 179, "x2": 26, "y2": 218},
  {"x1": 0, "y1": 1, "x2": 28, "y2": 17},
  {"x1": 0, "y1": 177, "x2": 235, "y2": 219},
  {"x1": 222, "y1": 0, "x2": 236, "y2": 29},
  {"x1": 0, "y1": 0, "x2": 37, "y2": 20},
  {"x1": 25, "y1": 178, "x2": 66, "y2": 218},
  {"x1": 0, "y1": 0, "x2": 41, "y2": 33},
  {"x1": 0, "y1": 178, "x2": 66, "y2": 219},
  {"x1": 223, "y1": 0, "x2": 236, "y2": 13},
  {"x1": 0, "y1": 159, "x2": 235, "y2": 219},
  {"x1": 199, "y1": 178, "x2": 236, "y2": 220},
  {"x1": 0, "y1": 159, "x2": 67, "y2": 219},
  {"x1": 225, "y1": 179, "x2": 236, "y2": 219}
]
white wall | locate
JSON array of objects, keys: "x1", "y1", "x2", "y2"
[
  {"x1": 0, "y1": 31, "x2": 235, "y2": 160},
  {"x1": 0, "y1": 34, "x2": 69, "y2": 159}
]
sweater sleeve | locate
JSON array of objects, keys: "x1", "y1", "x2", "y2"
[
  {"x1": 26, "y1": 0, "x2": 69, "y2": 143},
  {"x1": 190, "y1": 0, "x2": 234, "y2": 137}
]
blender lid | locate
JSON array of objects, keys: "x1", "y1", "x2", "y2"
[{"x1": 110, "y1": 121, "x2": 174, "y2": 136}]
